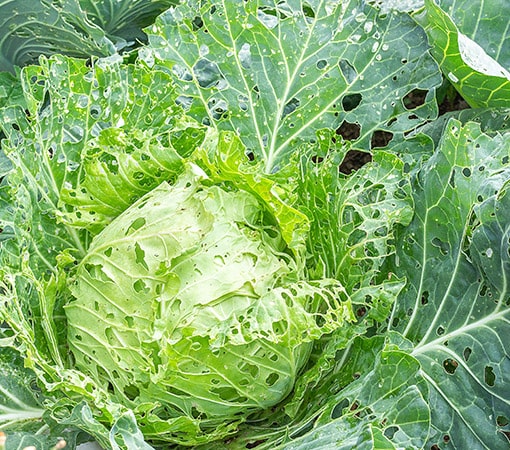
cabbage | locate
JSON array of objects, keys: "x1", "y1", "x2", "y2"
[{"x1": 65, "y1": 167, "x2": 337, "y2": 437}]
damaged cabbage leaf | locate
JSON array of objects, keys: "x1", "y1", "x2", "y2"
[
  {"x1": 388, "y1": 120, "x2": 510, "y2": 449},
  {"x1": 142, "y1": 0, "x2": 442, "y2": 172},
  {"x1": 416, "y1": 0, "x2": 510, "y2": 107}
]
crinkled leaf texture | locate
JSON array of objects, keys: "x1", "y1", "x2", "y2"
[
  {"x1": 389, "y1": 119, "x2": 510, "y2": 448},
  {"x1": 142, "y1": 0, "x2": 441, "y2": 172},
  {"x1": 416, "y1": 0, "x2": 510, "y2": 107},
  {"x1": 0, "y1": 53, "x2": 205, "y2": 253},
  {"x1": 209, "y1": 119, "x2": 510, "y2": 450},
  {"x1": 65, "y1": 166, "x2": 354, "y2": 445}
]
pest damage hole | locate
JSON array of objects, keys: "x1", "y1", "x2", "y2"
[
  {"x1": 336, "y1": 120, "x2": 361, "y2": 141},
  {"x1": 370, "y1": 130, "x2": 394, "y2": 148},
  {"x1": 316, "y1": 59, "x2": 327, "y2": 70},
  {"x1": 485, "y1": 366, "x2": 496, "y2": 386},
  {"x1": 443, "y1": 358, "x2": 458, "y2": 374},
  {"x1": 123, "y1": 384, "x2": 140, "y2": 401},
  {"x1": 497, "y1": 415, "x2": 509, "y2": 426},
  {"x1": 193, "y1": 59, "x2": 222, "y2": 88},
  {"x1": 339, "y1": 150, "x2": 371, "y2": 174},
  {"x1": 331, "y1": 398, "x2": 349, "y2": 419},
  {"x1": 342, "y1": 93, "x2": 362, "y2": 111},
  {"x1": 282, "y1": 97, "x2": 300, "y2": 119},
  {"x1": 402, "y1": 89, "x2": 427, "y2": 110},
  {"x1": 384, "y1": 426, "x2": 399, "y2": 439},
  {"x1": 339, "y1": 59, "x2": 357, "y2": 83}
]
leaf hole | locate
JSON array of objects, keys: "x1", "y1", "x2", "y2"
[
  {"x1": 339, "y1": 59, "x2": 357, "y2": 84},
  {"x1": 132, "y1": 243, "x2": 149, "y2": 272},
  {"x1": 123, "y1": 384, "x2": 140, "y2": 401},
  {"x1": 370, "y1": 130, "x2": 393, "y2": 149},
  {"x1": 316, "y1": 59, "x2": 327, "y2": 70},
  {"x1": 484, "y1": 366, "x2": 496, "y2": 387},
  {"x1": 193, "y1": 59, "x2": 222, "y2": 88},
  {"x1": 462, "y1": 167, "x2": 472, "y2": 178},
  {"x1": 443, "y1": 358, "x2": 458, "y2": 374},
  {"x1": 211, "y1": 386, "x2": 240, "y2": 401},
  {"x1": 497, "y1": 415, "x2": 509, "y2": 426},
  {"x1": 431, "y1": 236, "x2": 450, "y2": 256},
  {"x1": 339, "y1": 150, "x2": 371, "y2": 174},
  {"x1": 133, "y1": 279, "x2": 149, "y2": 294},
  {"x1": 463, "y1": 347, "x2": 472, "y2": 361},
  {"x1": 239, "y1": 362, "x2": 259, "y2": 378},
  {"x1": 126, "y1": 217, "x2": 146, "y2": 234},
  {"x1": 265, "y1": 373, "x2": 279, "y2": 386},
  {"x1": 384, "y1": 426, "x2": 399, "y2": 439},
  {"x1": 342, "y1": 93, "x2": 362, "y2": 111},
  {"x1": 421, "y1": 291, "x2": 429, "y2": 305},
  {"x1": 336, "y1": 120, "x2": 361, "y2": 141},
  {"x1": 402, "y1": 89, "x2": 427, "y2": 110},
  {"x1": 331, "y1": 398, "x2": 349, "y2": 419},
  {"x1": 282, "y1": 97, "x2": 300, "y2": 119}
]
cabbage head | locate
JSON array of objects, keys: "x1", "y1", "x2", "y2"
[{"x1": 65, "y1": 167, "x2": 344, "y2": 442}]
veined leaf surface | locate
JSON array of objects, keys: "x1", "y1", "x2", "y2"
[
  {"x1": 143, "y1": 0, "x2": 442, "y2": 172},
  {"x1": 417, "y1": 0, "x2": 510, "y2": 107},
  {"x1": 389, "y1": 120, "x2": 510, "y2": 448}
]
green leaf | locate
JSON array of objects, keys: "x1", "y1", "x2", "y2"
[
  {"x1": 0, "y1": 347, "x2": 89, "y2": 450},
  {"x1": 222, "y1": 334, "x2": 430, "y2": 450},
  {"x1": 0, "y1": 348, "x2": 44, "y2": 431},
  {"x1": 416, "y1": 0, "x2": 510, "y2": 107},
  {"x1": 414, "y1": 107, "x2": 510, "y2": 147},
  {"x1": 0, "y1": 0, "x2": 178, "y2": 73},
  {"x1": 0, "y1": 0, "x2": 113, "y2": 73},
  {"x1": 299, "y1": 149, "x2": 413, "y2": 284},
  {"x1": 389, "y1": 119, "x2": 510, "y2": 449},
  {"x1": 76, "y1": 0, "x2": 176, "y2": 45},
  {"x1": 143, "y1": 0, "x2": 442, "y2": 172},
  {"x1": 197, "y1": 130, "x2": 310, "y2": 254}
]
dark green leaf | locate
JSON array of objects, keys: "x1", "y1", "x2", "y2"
[
  {"x1": 389, "y1": 119, "x2": 510, "y2": 449},
  {"x1": 143, "y1": 0, "x2": 442, "y2": 171}
]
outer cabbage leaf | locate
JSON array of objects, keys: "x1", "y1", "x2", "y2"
[
  {"x1": 142, "y1": 0, "x2": 442, "y2": 172},
  {"x1": 0, "y1": 0, "x2": 113, "y2": 73},
  {"x1": 0, "y1": 347, "x2": 89, "y2": 450},
  {"x1": 388, "y1": 120, "x2": 510, "y2": 448},
  {"x1": 220, "y1": 120, "x2": 510, "y2": 450},
  {"x1": 0, "y1": 54, "x2": 205, "y2": 263},
  {"x1": 76, "y1": 0, "x2": 176, "y2": 45},
  {"x1": 414, "y1": 107, "x2": 510, "y2": 147},
  {"x1": 0, "y1": 348, "x2": 44, "y2": 431},
  {"x1": 0, "y1": 0, "x2": 177, "y2": 73},
  {"x1": 416, "y1": 0, "x2": 510, "y2": 108}
]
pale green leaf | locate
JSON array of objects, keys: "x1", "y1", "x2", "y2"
[{"x1": 220, "y1": 335, "x2": 430, "y2": 450}]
